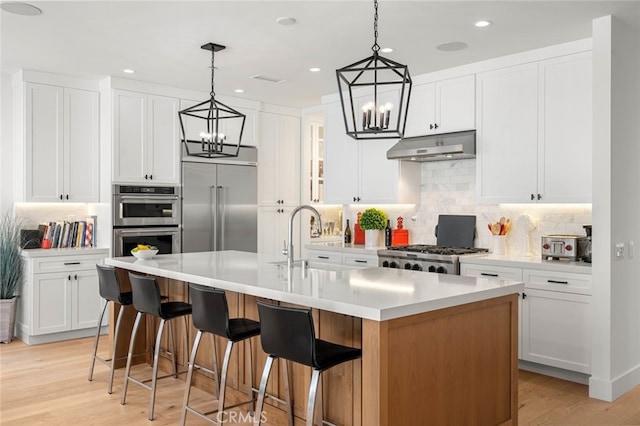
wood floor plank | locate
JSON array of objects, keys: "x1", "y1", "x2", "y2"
[{"x1": 2, "y1": 337, "x2": 640, "y2": 425}]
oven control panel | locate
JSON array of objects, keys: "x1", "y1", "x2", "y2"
[{"x1": 379, "y1": 258, "x2": 457, "y2": 274}]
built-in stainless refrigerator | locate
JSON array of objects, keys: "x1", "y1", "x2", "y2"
[{"x1": 181, "y1": 147, "x2": 258, "y2": 253}]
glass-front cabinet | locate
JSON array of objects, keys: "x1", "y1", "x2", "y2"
[{"x1": 309, "y1": 121, "x2": 324, "y2": 203}]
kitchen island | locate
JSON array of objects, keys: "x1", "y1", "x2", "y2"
[{"x1": 106, "y1": 251, "x2": 524, "y2": 425}]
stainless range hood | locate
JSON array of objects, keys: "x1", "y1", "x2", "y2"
[{"x1": 386, "y1": 130, "x2": 476, "y2": 162}]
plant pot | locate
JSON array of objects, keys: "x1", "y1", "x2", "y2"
[
  {"x1": 0, "y1": 296, "x2": 18, "y2": 343},
  {"x1": 364, "y1": 229, "x2": 382, "y2": 249}
]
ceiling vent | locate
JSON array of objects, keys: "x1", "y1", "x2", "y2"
[{"x1": 250, "y1": 74, "x2": 286, "y2": 84}]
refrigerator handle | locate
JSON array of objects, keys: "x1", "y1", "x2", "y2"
[
  {"x1": 216, "y1": 186, "x2": 224, "y2": 251},
  {"x1": 210, "y1": 186, "x2": 218, "y2": 251}
]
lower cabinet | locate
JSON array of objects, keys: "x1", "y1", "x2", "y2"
[
  {"x1": 460, "y1": 262, "x2": 591, "y2": 374},
  {"x1": 307, "y1": 247, "x2": 378, "y2": 268},
  {"x1": 17, "y1": 249, "x2": 108, "y2": 344}
]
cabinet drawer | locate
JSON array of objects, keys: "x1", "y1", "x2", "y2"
[
  {"x1": 32, "y1": 254, "x2": 104, "y2": 274},
  {"x1": 523, "y1": 269, "x2": 591, "y2": 295},
  {"x1": 342, "y1": 253, "x2": 378, "y2": 268},
  {"x1": 307, "y1": 250, "x2": 342, "y2": 264},
  {"x1": 460, "y1": 264, "x2": 523, "y2": 281}
]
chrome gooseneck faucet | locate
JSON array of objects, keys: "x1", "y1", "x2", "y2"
[{"x1": 283, "y1": 205, "x2": 322, "y2": 269}]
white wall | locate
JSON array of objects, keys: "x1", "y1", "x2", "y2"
[
  {"x1": 1, "y1": 73, "x2": 15, "y2": 215},
  {"x1": 590, "y1": 14, "x2": 640, "y2": 402}
]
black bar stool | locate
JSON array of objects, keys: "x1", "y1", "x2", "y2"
[
  {"x1": 121, "y1": 272, "x2": 193, "y2": 420},
  {"x1": 88, "y1": 264, "x2": 133, "y2": 394},
  {"x1": 181, "y1": 284, "x2": 261, "y2": 425},
  {"x1": 254, "y1": 301, "x2": 362, "y2": 426}
]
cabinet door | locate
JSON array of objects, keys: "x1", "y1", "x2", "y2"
[
  {"x1": 359, "y1": 138, "x2": 403, "y2": 204},
  {"x1": 521, "y1": 289, "x2": 591, "y2": 373},
  {"x1": 148, "y1": 94, "x2": 180, "y2": 184},
  {"x1": 436, "y1": 75, "x2": 475, "y2": 134},
  {"x1": 113, "y1": 90, "x2": 146, "y2": 183},
  {"x1": 25, "y1": 83, "x2": 64, "y2": 202},
  {"x1": 538, "y1": 52, "x2": 592, "y2": 203},
  {"x1": 323, "y1": 103, "x2": 359, "y2": 203},
  {"x1": 258, "y1": 113, "x2": 280, "y2": 205},
  {"x1": 258, "y1": 206, "x2": 299, "y2": 256},
  {"x1": 403, "y1": 83, "x2": 435, "y2": 137},
  {"x1": 64, "y1": 88, "x2": 100, "y2": 202},
  {"x1": 72, "y1": 269, "x2": 102, "y2": 330},
  {"x1": 477, "y1": 63, "x2": 538, "y2": 203},
  {"x1": 33, "y1": 272, "x2": 71, "y2": 335}
]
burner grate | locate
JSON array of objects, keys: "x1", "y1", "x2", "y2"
[{"x1": 389, "y1": 245, "x2": 489, "y2": 255}]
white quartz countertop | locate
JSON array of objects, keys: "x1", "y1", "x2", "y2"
[
  {"x1": 21, "y1": 247, "x2": 109, "y2": 258},
  {"x1": 305, "y1": 242, "x2": 384, "y2": 255},
  {"x1": 105, "y1": 251, "x2": 523, "y2": 321},
  {"x1": 459, "y1": 253, "x2": 592, "y2": 274}
]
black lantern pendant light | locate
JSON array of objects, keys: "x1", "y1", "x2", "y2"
[
  {"x1": 179, "y1": 43, "x2": 246, "y2": 158},
  {"x1": 336, "y1": 0, "x2": 412, "y2": 140}
]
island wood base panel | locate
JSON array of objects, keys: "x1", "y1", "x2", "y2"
[{"x1": 111, "y1": 269, "x2": 518, "y2": 425}]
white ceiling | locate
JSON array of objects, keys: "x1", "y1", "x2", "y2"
[{"x1": 2, "y1": 1, "x2": 639, "y2": 108}]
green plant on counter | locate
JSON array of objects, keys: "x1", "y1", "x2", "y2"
[
  {"x1": 359, "y1": 208, "x2": 387, "y2": 231},
  {"x1": 0, "y1": 213, "x2": 23, "y2": 299}
]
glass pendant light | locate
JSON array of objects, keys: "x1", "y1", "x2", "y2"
[
  {"x1": 336, "y1": 0, "x2": 412, "y2": 140},
  {"x1": 179, "y1": 43, "x2": 246, "y2": 158}
]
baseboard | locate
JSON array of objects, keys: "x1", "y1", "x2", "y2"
[
  {"x1": 518, "y1": 360, "x2": 590, "y2": 385},
  {"x1": 589, "y1": 363, "x2": 640, "y2": 402},
  {"x1": 16, "y1": 325, "x2": 108, "y2": 345}
]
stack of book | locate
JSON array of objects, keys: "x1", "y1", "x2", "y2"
[{"x1": 40, "y1": 217, "x2": 96, "y2": 249}]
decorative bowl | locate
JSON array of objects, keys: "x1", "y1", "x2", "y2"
[{"x1": 131, "y1": 249, "x2": 159, "y2": 260}]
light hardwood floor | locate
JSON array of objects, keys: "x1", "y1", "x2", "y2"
[{"x1": 1, "y1": 336, "x2": 639, "y2": 425}]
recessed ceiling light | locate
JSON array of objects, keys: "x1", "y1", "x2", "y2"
[
  {"x1": 381, "y1": 47, "x2": 394, "y2": 53},
  {"x1": 0, "y1": 2, "x2": 42, "y2": 15},
  {"x1": 276, "y1": 16, "x2": 296, "y2": 26},
  {"x1": 123, "y1": 69, "x2": 135, "y2": 74},
  {"x1": 436, "y1": 41, "x2": 468, "y2": 52},
  {"x1": 474, "y1": 20, "x2": 492, "y2": 28},
  {"x1": 309, "y1": 67, "x2": 321, "y2": 73},
  {"x1": 234, "y1": 89, "x2": 244, "y2": 93}
]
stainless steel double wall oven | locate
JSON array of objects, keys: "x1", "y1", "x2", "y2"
[{"x1": 112, "y1": 184, "x2": 181, "y2": 257}]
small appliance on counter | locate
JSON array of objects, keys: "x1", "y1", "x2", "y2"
[
  {"x1": 579, "y1": 225, "x2": 592, "y2": 263},
  {"x1": 541, "y1": 234, "x2": 588, "y2": 261}
]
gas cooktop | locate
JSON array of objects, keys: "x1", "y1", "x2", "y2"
[{"x1": 384, "y1": 245, "x2": 489, "y2": 256}]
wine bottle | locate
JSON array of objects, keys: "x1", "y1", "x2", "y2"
[
  {"x1": 344, "y1": 219, "x2": 352, "y2": 244},
  {"x1": 384, "y1": 219, "x2": 392, "y2": 247}
]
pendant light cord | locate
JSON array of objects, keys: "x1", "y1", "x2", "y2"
[
  {"x1": 210, "y1": 50, "x2": 216, "y2": 99},
  {"x1": 371, "y1": 0, "x2": 380, "y2": 53}
]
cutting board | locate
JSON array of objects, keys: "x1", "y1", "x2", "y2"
[{"x1": 435, "y1": 215, "x2": 476, "y2": 247}]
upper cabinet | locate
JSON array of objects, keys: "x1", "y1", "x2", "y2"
[
  {"x1": 112, "y1": 90, "x2": 180, "y2": 184},
  {"x1": 258, "y1": 112, "x2": 301, "y2": 206},
  {"x1": 22, "y1": 83, "x2": 99, "y2": 202},
  {"x1": 403, "y1": 75, "x2": 475, "y2": 137},
  {"x1": 323, "y1": 102, "x2": 420, "y2": 204},
  {"x1": 476, "y1": 51, "x2": 592, "y2": 203}
]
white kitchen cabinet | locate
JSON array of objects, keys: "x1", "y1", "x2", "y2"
[
  {"x1": 404, "y1": 75, "x2": 475, "y2": 137},
  {"x1": 17, "y1": 249, "x2": 108, "y2": 345},
  {"x1": 258, "y1": 206, "x2": 300, "y2": 257},
  {"x1": 112, "y1": 90, "x2": 180, "y2": 184},
  {"x1": 306, "y1": 247, "x2": 378, "y2": 268},
  {"x1": 24, "y1": 83, "x2": 100, "y2": 202},
  {"x1": 477, "y1": 52, "x2": 592, "y2": 203},
  {"x1": 521, "y1": 288, "x2": 591, "y2": 373},
  {"x1": 323, "y1": 102, "x2": 420, "y2": 204},
  {"x1": 459, "y1": 263, "x2": 523, "y2": 281},
  {"x1": 258, "y1": 112, "x2": 301, "y2": 206}
]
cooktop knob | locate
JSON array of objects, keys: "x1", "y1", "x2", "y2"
[
  {"x1": 390, "y1": 261, "x2": 398, "y2": 269},
  {"x1": 565, "y1": 245, "x2": 573, "y2": 251},
  {"x1": 412, "y1": 264, "x2": 422, "y2": 271},
  {"x1": 428, "y1": 265, "x2": 436, "y2": 273},
  {"x1": 404, "y1": 263, "x2": 412, "y2": 270},
  {"x1": 436, "y1": 266, "x2": 447, "y2": 274},
  {"x1": 543, "y1": 243, "x2": 550, "y2": 250},
  {"x1": 382, "y1": 260, "x2": 389, "y2": 267}
]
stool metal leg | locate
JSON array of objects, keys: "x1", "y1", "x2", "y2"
[
  {"x1": 315, "y1": 374, "x2": 323, "y2": 426},
  {"x1": 180, "y1": 329, "x2": 203, "y2": 426},
  {"x1": 167, "y1": 318, "x2": 178, "y2": 378},
  {"x1": 149, "y1": 318, "x2": 167, "y2": 421},
  {"x1": 107, "y1": 304, "x2": 128, "y2": 394},
  {"x1": 253, "y1": 355, "x2": 275, "y2": 426},
  {"x1": 88, "y1": 298, "x2": 108, "y2": 381},
  {"x1": 121, "y1": 311, "x2": 143, "y2": 405},
  {"x1": 247, "y1": 338, "x2": 256, "y2": 414},
  {"x1": 281, "y1": 358, "x2": 294, "y2": 426},
  {"x1": 306, "y1": 369, "x2": 322, "y2": 426},
  {"x1": 217, "y1": 340, "x2": 234, "y2": 416}
]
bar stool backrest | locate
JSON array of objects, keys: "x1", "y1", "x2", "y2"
[
  {"x1": 189, "y1": 284, "x2": 230, "y2": 337},
  {"x1": 257, "y1": 301, "x2": 316, "y2": 367},
  {"x1": 128, "y1": 273, "x2": 163, "y2": 317},
  {"x1": 96, "y1": 264, "x2": 123, "y2": 303}
]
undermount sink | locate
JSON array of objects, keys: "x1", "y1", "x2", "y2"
[{"x1": 269, "y1": 259, "x2": 354, "y2": 272}]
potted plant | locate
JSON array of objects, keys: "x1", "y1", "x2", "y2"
[
  {"x1": 1, "y1": 213, "x2": 23, "y2": 343},
  {"x1": 359, "y1": 208, "x2": 387, "y2": 248}
]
